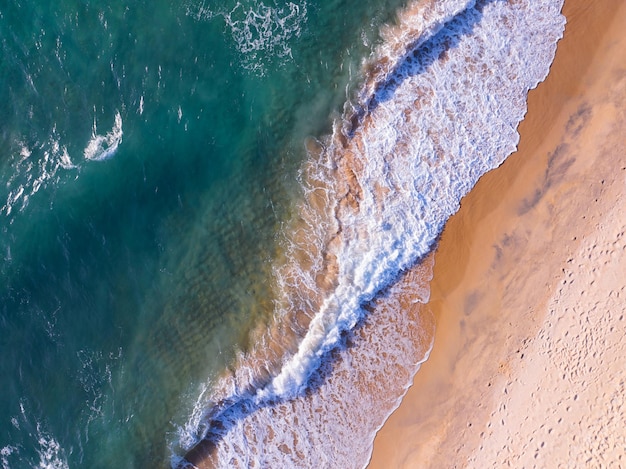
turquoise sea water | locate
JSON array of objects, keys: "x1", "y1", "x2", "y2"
[
  {"x1": 1, "y1": 0, "x2": 568, "y2": 467},
  {"x1": 0, "y1": 1, "x2": 406, "y2": 467}
]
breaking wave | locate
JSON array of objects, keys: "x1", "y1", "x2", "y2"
[
  {"x1": 174, "y1": 0, "x2": 566, "y2": 466},
  {"x1": 83, "y1": 110, "x2": 123, "y2": 162}
]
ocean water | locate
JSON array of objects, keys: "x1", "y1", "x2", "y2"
[{"x1": 0, "y1": 0, "x2": 564, "y2": 468}]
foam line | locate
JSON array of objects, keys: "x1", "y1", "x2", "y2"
[
  {"x1": 176, "y1": 0, "x2": 565, "y2": 465},
  {"x1": 252, "y1": 0, "x2": 565, "y2": 406}
]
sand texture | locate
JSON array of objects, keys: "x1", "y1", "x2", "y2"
[
  {"x1": 467, "y1": 194, "x2": 626, "y2": 467},
  {"x1": 368, "y1": 0, "x2": 626, "y2": 467}
]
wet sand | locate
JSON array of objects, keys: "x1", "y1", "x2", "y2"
[{"x1": 368, "y1": 0, "x2": 626, "y2": 467}]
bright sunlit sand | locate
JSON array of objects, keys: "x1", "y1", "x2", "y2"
[{"x1": 368, "y1": 1, "x2": 626, "y2": 467}]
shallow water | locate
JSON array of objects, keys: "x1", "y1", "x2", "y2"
[
  {"x1": 0, "y1": 0, "x2": 408, "y2": 467},
  {"x1": 174, "y1": 0, "x2": 565, "y2": 467},
  {"x1": 0, "y1": 0, "x2": 565, "y2": 467}
]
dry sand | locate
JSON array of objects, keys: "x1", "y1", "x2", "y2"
[{"x1": 368, "y1": 0, "x2": 626, "y2": 467}]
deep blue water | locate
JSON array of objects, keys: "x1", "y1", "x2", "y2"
[{"x1": 0, "y1": 0, "x2": 406, "y2": 466}]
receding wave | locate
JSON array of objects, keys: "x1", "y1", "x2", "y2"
[{"x1": 174, "y1": 0, "x2": 565, "y2": 466}]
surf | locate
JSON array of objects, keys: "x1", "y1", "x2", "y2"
[
  {"x1": 175, "y1": 0, "x2": 566, "y2": 467},
  {"x1": 83, "y1": 111, "x2": 123, "y2": 162}
]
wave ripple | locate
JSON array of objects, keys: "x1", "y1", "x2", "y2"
[{"x1": 175, "y1": 0, "x2": 565, "y2": 466}]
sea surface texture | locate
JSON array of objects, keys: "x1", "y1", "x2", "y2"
[{"x1": 0, "y1": 0, "x2": 563, "y2": 468}]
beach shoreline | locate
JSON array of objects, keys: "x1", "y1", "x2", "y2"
[{"x1": 367, "y1": 0, "x2": 626, "y2": 467}]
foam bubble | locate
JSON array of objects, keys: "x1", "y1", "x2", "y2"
[
  {"x1": 35, "y1": 427, "x2": 68, "y2": 469},
  {"x1": 76, "y1": 347, "x2": 122, "y2": 421},
  {"x1": 188, "y1": 0, "x2": 307, "y2": 74},
  {"x1": 1, "y1": 411, "x2": 69, "y2": 469},
  {"x1": 175, "y1": 0, "x2": 566, "y2": 466},
  {"x1": 2, "y1": 130, "x2": 76, "y2": 217},
  {"x1": 1, "y1": 446, "x2": 18, "y2": 469},
  {"x1": 1, "y1": 110, "x2": 124, "y2": 219},
  {"x1": 254, "y1": 0, "x2": 565, "y2": 405},
  {"x1": 171, "y1": 382, "x2": 213, "y2": 463},
  {"x1": 84, "y1": 111, "x2": 123, "y2": 161},
  {"x1": 181, "y1": 260, "x2": 436, "y2": 468}
]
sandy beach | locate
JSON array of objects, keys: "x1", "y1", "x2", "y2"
[{"x1": 368, "y1": 1, "x2": 626, "y2": 467}]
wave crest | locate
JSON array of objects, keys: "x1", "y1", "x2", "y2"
[
  {"x1": 84, "y1": 111, "x2": 123, "y2": 161},
  {"x1": 187, "y1": 0, "x2": 308, "y2": 74},
  {"x1": 175, "y1": 0, "x2": 565, "y2": 466}
]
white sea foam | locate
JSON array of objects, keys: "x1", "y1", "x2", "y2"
[
  {"x1": 177, "y1": 0, "x2": 566, "y2": 466},
  {"x1": 84, "y1": 111, "x2": 123, "y2": 161},
  {"x1": 171, "y1": 382, "x2": 213, "y2": 464},
  {"x1": 255, "y1": 0, "x2": 565, "y2": 404},
  {"x1": 179, "y1": 260, "x2": 436, "y2": 468},
  {"x1": 1, "y1": 446, "x2": 18, "y2": 469},
  {"x1": 76, "y1": 347, "x2": 122, "y2": 422},
  {"x1": 360, "y1": 0, "x2": 476, "y2": 102},
  {"x1": 2, "y1": 404, "x2": 69, "y2": 469},
  {"x1": 2, "y1": 130, "x2": 76, "y2": 217},
  {"x1": 34, "y1": 428, "x2": 69, "y2": 469},
  {"x1": 1, "y1": 110, "x2": 121, "y2": 222},
  {"x1": 187, "y1": 0, "x2": 307, "y2": 73}
]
